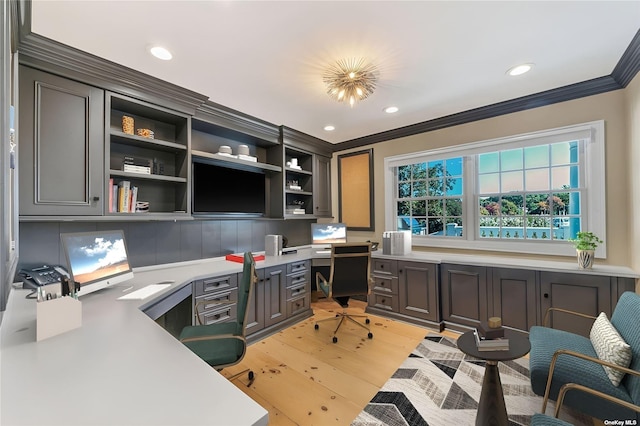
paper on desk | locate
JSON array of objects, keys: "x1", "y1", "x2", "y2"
[{"x1": 117, "y1": 284, "x2": 171, "y2": 300}]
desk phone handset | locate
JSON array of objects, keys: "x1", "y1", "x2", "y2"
[{"x1": 18, "y1": 265, "x2": 70, "y2": 289}]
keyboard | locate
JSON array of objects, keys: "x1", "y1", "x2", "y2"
[
  {"x1": 315, "y1": 250, "x2": 331, "y2": 255},
  {"x1": 117, "y1": 284, "x2": 171, "y2": 300}
]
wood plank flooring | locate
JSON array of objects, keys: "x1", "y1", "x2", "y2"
[
  {"x1": 220, "y1": 298, "x2": 449, "y2": 425},
  {"x1": 221, "y1": 298, "x2": 602, "y2": 426}
]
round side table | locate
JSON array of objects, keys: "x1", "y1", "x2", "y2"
[{"x1": 457, "y1": 329, "x2": 531, "y2": 426}]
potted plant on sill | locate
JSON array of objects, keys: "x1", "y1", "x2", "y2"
[{"x1": 569, "y1": 231, "x2": 603, "y2": 269}]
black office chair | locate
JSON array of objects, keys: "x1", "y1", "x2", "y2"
[
  {"x1": 314, "y1": 243, "x2": 373, "y2": 343},
  {"x1": 179, "y1": 252, "x2": 256, "y2": 384}
]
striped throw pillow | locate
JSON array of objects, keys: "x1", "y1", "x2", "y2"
[{"x1": 589, "y1": 312, "x2": 632, "y2": 387}]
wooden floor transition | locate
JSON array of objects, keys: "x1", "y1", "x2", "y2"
[{"x1": 221, "y1": 297, "x2": 602, "y2": 426}]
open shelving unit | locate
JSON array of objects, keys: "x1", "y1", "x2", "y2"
[{"x1": 106, "y1": 93, "x2": 190, "y2": 218}]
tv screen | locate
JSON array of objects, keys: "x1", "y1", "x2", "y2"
[
  {"x1": 193, "y1": 162, "x2": 266, "y2": 215},
  {"x1": 311, "y1": 223, "x2": 347, "y2": 246},
  {"x1": 60, "y1": 230, "x2": 133, "y2": 297}
]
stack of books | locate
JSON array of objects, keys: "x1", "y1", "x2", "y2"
[
  {"x1": 473, "y1": 327, "x2": 509, "y2": 351},
  {"x1": 123, "y1": 155, "x2": 151, "y2": 175}
]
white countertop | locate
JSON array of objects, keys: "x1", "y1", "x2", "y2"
[{"x1": 1, "y1": 246, "x2": 636, "y2": 425}]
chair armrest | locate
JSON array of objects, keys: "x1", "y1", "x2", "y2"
[
  {"x1": 193, "y1": 299, "x2": 236, "y2": 325},
  {"x1": 180, "y1": 333, "x2": 245, "y2": 344},
  {"x1": 542, "y1": 348, "x2": 640, "y2": 413},
  {"x1": 554, "y1": 382, "x2": 640, "y2": 418},
  {"x1": 315, "y1": 271, "x2": 331, "y2": 298},
  {"x1": 543, "y1": 307, "x2": 597, "y2": 328}
]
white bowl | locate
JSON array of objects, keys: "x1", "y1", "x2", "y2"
[
  {"x1": 218, "y1": 145, "x2": 232, "y2": 154},
  {"x1": 237, "y1": 144, "x2": 250, "y2": 156}
]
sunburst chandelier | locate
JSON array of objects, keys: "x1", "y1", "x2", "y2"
[{"x1": 323, "y1": 58, "x2": 378, "y2": 107}]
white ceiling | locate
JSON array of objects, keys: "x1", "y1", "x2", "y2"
[{"x1": 30, "y1": 1, "x2": 640, "y2": 144}]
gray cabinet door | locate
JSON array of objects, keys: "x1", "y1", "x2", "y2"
[
  {"x1": 245, "y1": 269, "x2": 265, "y2": 334},
  {"x1": 398, "y1": 261, "x2": 439, "y2": 321},
  {"x1": 264, "y1": 265, "x2": 286, "y2": 327},
  {"x1": 19, "y1": 66, "x2": 104, "y2": 215},
  {"x1": 313, "y1": 154, "x2": 332, "y2": 217},
  {"x1": 441, "y1": 263, "x2": 488, "y2": 328},
  {"x1": 540, "y1": 271, "x2": 611, "y2": 337},
  {"x1": 490, "y1": 268, "x2": 537, "y2": 333}
]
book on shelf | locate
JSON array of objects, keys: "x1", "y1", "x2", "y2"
[
  {"x1": 108, "y1": 178, "x2": 114, "y2": 213},
  {"x1": 115, "y1": 181, "x2": 140, "y2": 213},
  {"x1": 123, "y1": 164, "x2": 151, "y2": 174},
  {"x1": 473, "y1": 328, "x2": 509, "y2": 351},
  {"x1": 118, "y1": 181, "x2": 130, "y2": 212}
]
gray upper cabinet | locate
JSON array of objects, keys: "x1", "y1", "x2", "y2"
[
  {"x1": 280, "y1": 126, "x2": 333, "y2": 219},
  {"x1": 19, "y1": 66, "x2": 104, "y2": 216},
  {"x1": 313, "y1": 154, "x2": 332, "y2": 217}
]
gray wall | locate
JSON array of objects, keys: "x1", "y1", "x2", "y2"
[{"x1": 18, "y1": 219, "x2": 314, "y2": 271}]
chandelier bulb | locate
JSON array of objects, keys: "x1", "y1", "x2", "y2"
[{"x1": 356, "y1": 87, "x2": 363, "y2": 97}]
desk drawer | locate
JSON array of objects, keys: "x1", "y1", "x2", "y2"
[
  {"x1": 372, "y1": 275, "x2": 398, "y2": 295},
  {"x1": 287, "y1": 294, "x2": 309, "y2": 317},
  {"x1": 194, "y1": 274, "x2": 237, "y2": 297},
  {"x1": 195, "y1": 288, "x2": 238, "y2": 312},
  {"x1": 286, "y1": 281, "x2": 307, "y2": 300},
  {"x1": 286, "y1": 271, "x2": 309, "y2": 288},
  {"x1": 369, "y1": 292, "x2": 398, "y2": 312},
  {"x1": 287, "y1": 260, "x2": 309, "y2": 275},
  {"x1": 196, "y1": 304, "x2": 237, "y2": 326},
  {"x1": 372, "y1": 259, "x2": 397, "y2": 276}
]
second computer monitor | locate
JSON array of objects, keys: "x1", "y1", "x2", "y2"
[{"x1": 311, "y1": 223, "x2": 347, "y2": 248}]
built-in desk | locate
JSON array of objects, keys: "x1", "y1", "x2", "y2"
[
  {"x1": 0, "y1": 250, "x2": 322, "y2": 426},
  {"x1": 1, "y1": 246, "x2": 637, "y2": 425}
]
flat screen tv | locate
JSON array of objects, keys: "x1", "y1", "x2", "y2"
[
  {"x1": 193, "y1": 162, "x2": 266, "y2": 216},
  {"x1": 60, "y1": 230, "x2": 134, "y2": 297}
]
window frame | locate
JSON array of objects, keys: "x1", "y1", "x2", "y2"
[{"x1": 384, "y1": 120, "x2": 606, "y2": 258}]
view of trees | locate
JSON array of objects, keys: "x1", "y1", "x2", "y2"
[{"x1": 398, "y1": 162, "x2": 460, "y2": 234}]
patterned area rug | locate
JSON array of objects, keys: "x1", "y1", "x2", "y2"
[{"x1": 352, "y1": 333, "x2": 592, "y2": 426}]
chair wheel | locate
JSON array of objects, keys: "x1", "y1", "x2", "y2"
[
  {"x1": 365, "y1": 318, "x2": 370, "y2": 324},
  {"x1": 332, "y1": 336, "x2": 338, "y2": 343},
  {"x1": 368, "y1": 332, "x2": 373, "y2": 339},
  {"x1": 314, "y1": 324, "x2": 319, "y2": 330},
  {"x1": 248, "y1": 371, "x2": 255, "y2": 380}
]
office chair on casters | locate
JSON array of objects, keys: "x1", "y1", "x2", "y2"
[
  {"x1": 179, "y1": 252, "x2": 257, "y2": 386},
  {"x1": 314, "y1": 243, "x2": 373, "y2": 343}
]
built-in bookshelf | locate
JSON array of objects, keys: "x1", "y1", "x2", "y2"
[{"x1": 106, "y1": 93, "x2": 190, "y2": 218}]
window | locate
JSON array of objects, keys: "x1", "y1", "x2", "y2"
[{"x1": 384, "y1": 121, "x2": 606, "y2": 257}]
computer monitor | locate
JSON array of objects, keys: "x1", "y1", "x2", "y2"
[
  {"x1": 311, "y1": 223, "x2": 347, "y2": 248},
  {"x1": 60, "y1": 230, "x2": 134, "y2": 297}
]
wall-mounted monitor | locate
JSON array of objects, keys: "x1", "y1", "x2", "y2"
[
  {"x1": 192, "y1": 162, "x2": 266, "y2": 216},
  {"x1": 60, "y1": 230, "x2": 133, "y2": 297},
  {"x1": 311, "y1": 223, "x2": 347, "y2": 247}
]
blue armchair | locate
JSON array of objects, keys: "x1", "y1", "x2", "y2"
[{"x1": 529, "y1": 291, "x2": 640, "y2": 421}]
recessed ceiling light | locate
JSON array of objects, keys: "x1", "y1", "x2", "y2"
[
  {"x1": 384, "y1": 106, "x2": 399, "y2": 114},
  {"x1": 324, "y1": 125, "x2": 335, "y2": 131},
  {"x1": 507, "y1": 63, "x2": 534, "y2": 76},
  {"x1": 150, "y1": 46, "x2": 172, "y2": 60}
]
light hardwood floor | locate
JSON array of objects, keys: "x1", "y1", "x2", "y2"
[
  {"x1": 220, "y1": 298, "x2": 454, "y2": 425},
  {"x1": 221, "y1": 298, "x2": 602, "y2": 426}
]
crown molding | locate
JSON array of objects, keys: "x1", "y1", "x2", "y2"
[
  {"x1": 280, "y1": 126, "x2": 333, "y2": 157},
  {"x1": 334, "y1": 29, "x2": 640, "y2": 152},
  {"x1": 18, "y1": 33, "x2": 208, "y2": 115},
  {"x1": 612, "y1": 29, "x2": 640, "y2": 87},
  {"x1": 194, "y1": 101, "x2": 280, "y2": 146}
]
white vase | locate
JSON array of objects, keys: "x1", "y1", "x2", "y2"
[{"x1": 576, "y1": 249, "x2": 594, "y2": 269}]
